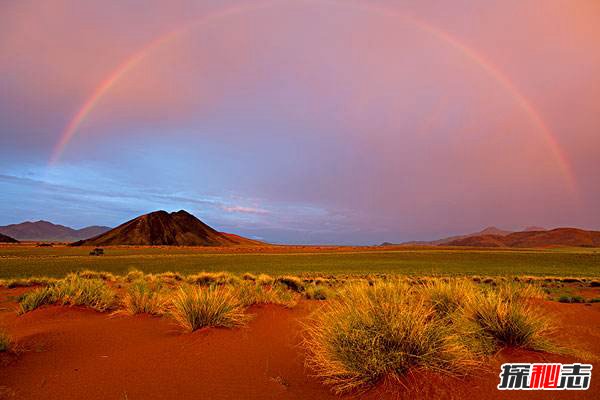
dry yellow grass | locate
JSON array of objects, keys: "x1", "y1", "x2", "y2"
[{"x1": 169, "y1": 285, "x2": 249, "y2": 332}]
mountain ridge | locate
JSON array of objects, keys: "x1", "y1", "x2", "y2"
[
  {"x1": 0, "y1": 220, "x2": 111, "y2": 242},
  {"x1": 447, "y1": 227, "x2": 600, "y2": 248}
]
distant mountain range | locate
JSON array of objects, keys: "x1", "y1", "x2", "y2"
[
  {"x1": 72, "y1": 210, "x2": 263, "y2": 246},
  {"x1": 0, "y1": 221, "x2": 111, "y2": 242},
  {"x1": 396, "y1": 226, "x2": 524, "y2": 246},
  {"x1": 382, "y1": 226, "x2": 600, "y2": 248},
  {"x1": 447, "y1": 227, "x2": 600, "y2": 248}
]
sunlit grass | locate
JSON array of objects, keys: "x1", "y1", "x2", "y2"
[
  {"x1": 18, "y1": 275, "x2": 115, "y2": 314},
  {"x1": 118, "y1": 279, "x2": 167, "y2": 316},
  {"x1": 170, "y1": 285, "x2": 249, "y2": 332},
  {"x1": 304, "y1": 281, "x2": 480, "y2": 394}
]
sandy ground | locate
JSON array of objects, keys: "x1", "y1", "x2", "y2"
[{"x1": 0, "y1": 288, "x2": 599, "y2": 400}]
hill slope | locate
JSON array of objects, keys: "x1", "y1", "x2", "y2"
[
  {"x1": 0, "y1": 221, "x2": 111, "y2": 241},
  {"x1": 0, "y1": 233, "x2": 18, "y2": 243},
  {"x1": 448, "y1": 228, "x2": 600, "y2": 248},
  {"x1": 393, "y1": 226, "x2": 512, "y2": 246},
  {"x1": 72, "y1": 210, "x2": 262, "y2": 246}
]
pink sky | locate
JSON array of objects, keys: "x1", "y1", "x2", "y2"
[{"x1": 0, "y1": 0, "x2": 599, "y2": 244}]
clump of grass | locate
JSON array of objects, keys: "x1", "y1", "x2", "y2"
[
  {"x1": 557, "y1": 295, "x2": 585, "y2": 303},
  {"x1": 125, "y1": 269, "x2": 145, "y2": 282},
  {"x1": 119, "y1": 279, "x2": 167, "y2": 316},
  {"x1": 50, "y1": 275, "x2": 115, "y2": 311},
  {"x1": 304, "y1": 284, "x2": 333, "y2": 300},
  {"x1": 155, "y1": 271, "x2": 184, "y2": 282},
  {"x1": 77, "y1": 270, "x2": 116, "y2": 281},
  {"x1": 234, "y1": 282, "x2": 298, "y2": 308},
  {"x1": 18, "y1": 275, "x2": 115, "y2": 314},
  {"x1": 187, "y1": 272, "x2": 240, "y2": 286},
  {"x1": 6, "y1": 277, "x2": 57, "y2": 288},
  {"x1": 496, "y1": 282, "x2": 545, "y2": 302},
  {"x1": 304, "y1": 281, "x2": 478, "y2": 394},
  {"x1": 275, "y1": 276, "x2": 305, "y2": 292},
  {"x1": 170, "y1": 286, "x2": 249, "y2": 332},
  {"x1": 256, "y1": 274, "x2": 274, "y2": 286},
  {"x1": 466, "y1": 290, "x2": 551, "y2": 350},
  {"x1": 242, "y1": 273, "x2": 257, "y2": 281},
  {"x1": 0, "y1": 328, "x2": 13, "y2": 352},
  {"x1": 423, "y1": 279, "x2": 479, "y2": 316},
  {"x1": 18, "y1": 286, "x2": 53, "y2": 314}
]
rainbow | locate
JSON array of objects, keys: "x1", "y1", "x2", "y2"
[
  {"x1": 49, "y1": 1, "x2": 279, "y2": 165},
  {"x1": 50, "y1": 0, "x2": 577, "y2": 193}
]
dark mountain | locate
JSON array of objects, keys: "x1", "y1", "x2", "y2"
[
  {"x1": 447, "y1": 228, "x2": 600, "y2": 248},
  {"x1": 0, "y1": 220, "x2": 111, "y2": 242},
  {"x1": 71, "y1": 210, "x2": 263, "y2": 246},
  {"x1": 0, "y1": 233, "x2": 18, "y2": 243}
]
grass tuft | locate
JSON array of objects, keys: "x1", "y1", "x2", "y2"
[
  {"x1": 18, "y1": 286, "x2": 53, "y2": 314},
  {"x1": 170, "y1": 286, "x2": 249, "y2": 332},
  {"x1": 466, "y1": 290, "x2": 551, "y2": 350},
  {"x1": 0, "y1": 328, "x2": 12, "y2": 352},
  {"x1": 119, "y1": 279, "x2": 167, "y2": 315},
  {"x1": 304, "y1": 281, "x2": 479, "y2": 394},
  {"x1": 304, "y1": 284, "x2": 333, "y2": 300},
  {"x1": 275, "y1": 275, "x2": 305, "y2": 292},
  {"x1": 256, "y1": 274, "x2": 274, "y2": 286},
  {"x1": 423, "y1": 279, "x2": 479, "y2": 316},
  {"x1": 234, "y1": 282, "x2": 298, "y2": 308},
  {"x1": 77, "y1": 270, "x2": 116, "y2": 281},
  {"x1": 6, "y1": 277, "x2": 57, "y2": 288},
  {"x1": 187, "y1": 272, "x2": 241, "y2": 286},
  {"x1": 125, "y1": 269, "x2": 145, "y2": 282},
  {"x1": 18, "y1": 275, "x2": 115, "y2": 314}
]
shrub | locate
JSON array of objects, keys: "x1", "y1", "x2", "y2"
[
  {"x1": 0, "y1": 328, "x2": 11, "y2": 352},
  {"x1": 120, "y1": 280, "x2": 167, "y2": 315},
  {"x1": 466, "y1": 291, "x2": 550, "y2": 350},
  {"x1": 170, "y1": 286, "x2": 249, "y2": 332},
  {"x1": 304, "y1": 282, "x2": 478, "y2": 393}
]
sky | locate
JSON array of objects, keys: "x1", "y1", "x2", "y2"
[{"x1": 1, "y1": 0, "x2": 599, "y2": 245}]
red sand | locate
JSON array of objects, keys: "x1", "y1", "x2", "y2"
[{"x1": 1, "y1": 289, "x2": 599, "y2": 400}]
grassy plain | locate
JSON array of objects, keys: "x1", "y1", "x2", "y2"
[{"x1": 0, "y1": 244, "x2": 598, "y2": 279}]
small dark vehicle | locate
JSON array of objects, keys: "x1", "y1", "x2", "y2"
[{"x1": 89, "y1": 247, "x2": 104, "y2": 256}]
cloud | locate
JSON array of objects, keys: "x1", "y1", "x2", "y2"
[{"x1": 222, "y1": 205, "x2": 269, "y2": 214}]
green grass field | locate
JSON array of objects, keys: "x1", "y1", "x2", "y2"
[{"x1": 0, "y1": 245, "x2": 598, "y2": 279}]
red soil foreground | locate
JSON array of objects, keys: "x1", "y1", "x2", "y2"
[{"x1": 0, "y1": 288, "x2": 599, "y2": 400}]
